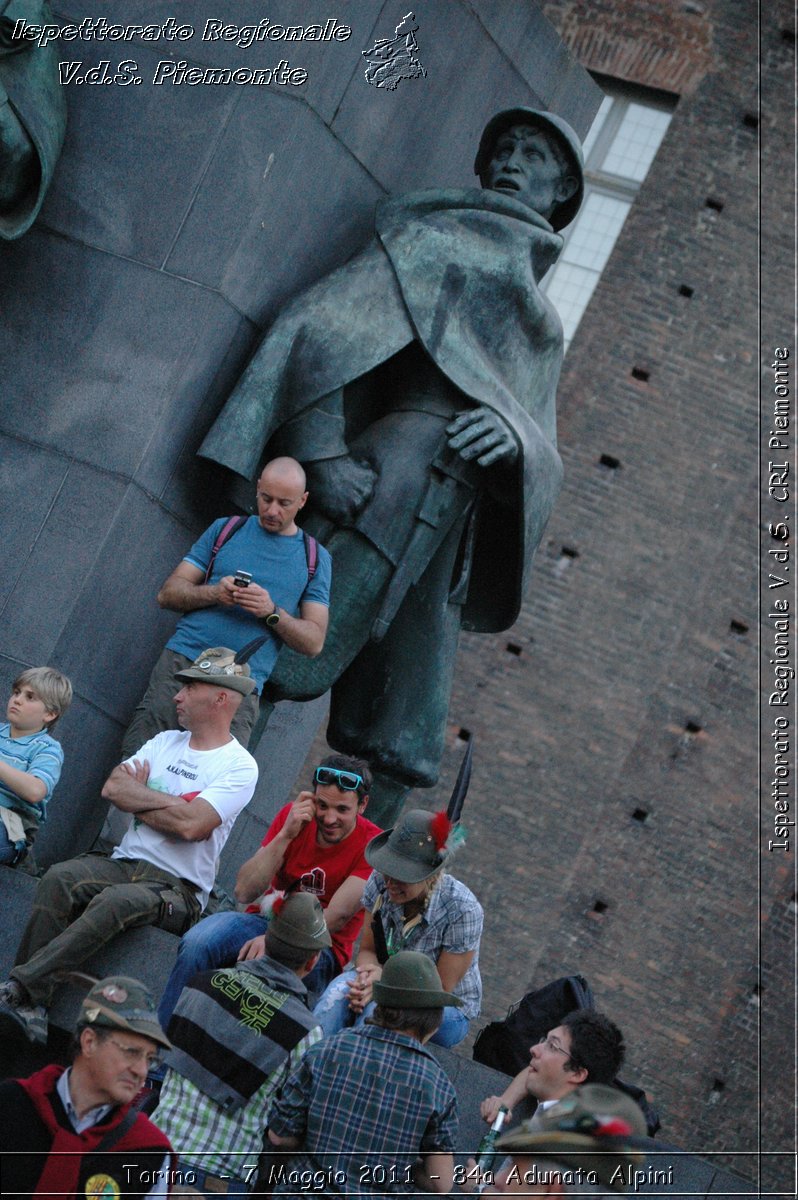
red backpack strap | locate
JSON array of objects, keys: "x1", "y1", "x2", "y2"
[
  {"x1": 303, "y1": 531, "x2": 318, "y2": 582},
  {"x1": 203, "y1": 515, "x2": 248, "y2": 583}
]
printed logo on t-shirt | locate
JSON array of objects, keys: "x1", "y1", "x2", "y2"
[
  {"x1": 166, "y1": 761, "x2": 199, "y2": 781},
  {"x1": 132, "y1": 784, "x2": 200, "y2": 829},
  {"x1": 299, "y1": 867, "x2": 326, "y2": 896}
]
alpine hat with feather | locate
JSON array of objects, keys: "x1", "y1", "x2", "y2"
[
  {"x1": 365, "y1": 741, "x2": 473, "y2": 883},
  {"x1": 173, "y1": 638, "x2": 268, "y2": 697}
]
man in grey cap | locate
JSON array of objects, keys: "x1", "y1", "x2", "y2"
[
  {"x1": 154, "y1": 892, "x2": 331, "y2": 1195},
  {"x1": 464, "y1": 1082, "x2": 648, "y2": 1196},
  {"x1": 267, "y1": 949, "x2": 460, "y2": 1196},
  {"x1": 0, "y1": 974, "x2": 176, "y2": 1197},
  {"x1": 0, "y1": 646, "x2": 258, "y2": 1045},
  {"x1": 198, "y1": 106, "x2": 584, "y2": 824}
]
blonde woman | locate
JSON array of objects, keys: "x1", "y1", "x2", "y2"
[{"x1": 313, "y1": 809, "x2": 482, "y2": 1047}]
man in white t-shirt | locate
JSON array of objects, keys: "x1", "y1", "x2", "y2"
[{"x1": 0, "y1": 647, "x2": 258, "y2": 1045}]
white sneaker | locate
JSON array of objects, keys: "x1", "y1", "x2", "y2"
[
  {"x1": 0, "y1": 999, "x2": 48, "y2": 1044},
  {"x1": 0, "y1": 979, "x2": 26, "y2": 1007}
]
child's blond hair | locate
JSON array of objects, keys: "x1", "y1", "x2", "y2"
[{"x1": 12, "y1": 667, "x2": 73, "y2": 732}]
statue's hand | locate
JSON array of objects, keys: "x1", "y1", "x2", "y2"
[
  {"x1": 305, "y1": 456, "x2": 377, "y2": 523},
  {"x1": 447, "y1": 407, "x2": 519, "y2": 468}
]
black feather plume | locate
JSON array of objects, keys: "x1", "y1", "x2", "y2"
[
  {"x1": 447, "y1": 738, "x2": 473, "y2": 824},
  {"x1": 234, "y1": 636, "x2": 268, "y2": 665}
]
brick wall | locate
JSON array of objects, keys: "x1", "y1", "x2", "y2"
[{"x1": 298, "y1": 1, "x2": 794, "y2": 1189}]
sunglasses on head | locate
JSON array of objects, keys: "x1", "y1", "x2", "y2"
[{"x1": 314, "y1": 766, "x2": 365, "y2": 793}]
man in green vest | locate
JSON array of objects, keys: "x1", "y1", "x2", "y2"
[{"x1": 0, "y1": 974, "x2": 175, "y2": 1197}]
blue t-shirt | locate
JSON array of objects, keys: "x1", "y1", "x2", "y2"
[
  {"x1": 0, "y1": 722, "x2": 64, "y2": 842},
  {"x1": 167, "y1": 518, "x2": 331, "y2": 691}
]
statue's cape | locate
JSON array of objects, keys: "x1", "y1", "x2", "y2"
[
  {"x1": 0, "y1": 0, "x2": 67, "y2": 240},
  {"x1": 199, "y1": 188, "x2": 566, "y2": 630}
]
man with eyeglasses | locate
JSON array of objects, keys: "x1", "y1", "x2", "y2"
[
  {"x1": 118, "y1": 455, "x2": 332, "y2": 764},
  {"x1": 464, "y1": 1083, "x2": 648, "y2": 1197},
  {"x1": 156, "y1": 753, "x2": 381, "y2": 1026},
  {"x1": 481, "y1": 1010, "x2": 626, "y2": 1132},
  {"x1": 0, "y1": 974, "x2": 177, "y2": 1198}
]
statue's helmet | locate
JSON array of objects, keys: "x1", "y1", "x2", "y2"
[{"x1": 474, "y1": 107, "x2": 585, "y2": 231}]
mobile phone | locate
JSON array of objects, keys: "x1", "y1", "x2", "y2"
[{"x1": 233, "y1": 570, "x2": 252, "y2": 588}]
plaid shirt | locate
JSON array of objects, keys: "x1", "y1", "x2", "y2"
[
  {"x1": 363, "y1": 872, "x2": 483, "y2": 1018},
  {"x1": 156, "y1": 1026, "x2": 321, "y2": 1180},
  {"x1": 268, "y1": 1024, "x2": 458, "y2": 1197}
]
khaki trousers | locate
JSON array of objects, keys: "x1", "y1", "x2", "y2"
[{"x1": 12, "y1": 853, "x2": 200, "y2": 1005}]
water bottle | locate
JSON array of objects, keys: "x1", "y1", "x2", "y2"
[{"x1": 475, "y1": 1105, "x2": 509, "y2": 1169}]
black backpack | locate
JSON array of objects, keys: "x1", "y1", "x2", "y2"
[
  {"x1": 474, "y1": 974, "x2": 594, "y2": 1075},
  {"x1": 203, "y1": 515, "x2": 318, "y2": 584},
  {"x1": 472, "y1": 974, "x2": 660, "y2": 1137}
]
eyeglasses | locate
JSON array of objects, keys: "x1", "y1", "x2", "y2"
[
  {"x1": 106, "y1": 1036, "x2": 162, "y2": 1071},
  {"x1": 314, "y1": 766, "x2": 364, "y2": 793},
  {"x1": 537, "y1": 1035, "x2": 568, "y2": 1056}
]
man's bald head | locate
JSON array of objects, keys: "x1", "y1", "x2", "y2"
[
  {"x1": 256, "y1": 458, "x2": 308, "y2": 535},
  {"x1": 260, "y1": 456, "x2": 307, "y2": 491}
]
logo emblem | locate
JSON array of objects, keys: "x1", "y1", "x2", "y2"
[
  {"x1": 100, "y1": 984, "x2": 128, "y2": 1004},
  {"x1": 362, "y1": 12, "x2": 426, "y2": 91},
  {"x1": 85, "y1": 1174, "x2": 121, "y2": 1198}
]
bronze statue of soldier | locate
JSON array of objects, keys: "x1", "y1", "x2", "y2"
[
  {"x1": 200, "y1": 108, "x2": 585, "y2": 824},
  {"x1": 0, "y1": 0, "x2": 66, "y2": 240}
]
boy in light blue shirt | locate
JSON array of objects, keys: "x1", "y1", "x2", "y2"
[{"x1": 0, "y1": 667, "x2": 73, "y2": 866}]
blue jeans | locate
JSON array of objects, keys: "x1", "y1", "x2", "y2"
[
  {"x1": 158, "y1": 911, "x2": 339, "y2": 1027},
  {"x1": 313, "y1": 969, "x2": 470, "y2": 1047},
  {"x1": 0, "y1": 822, "x2": 26, "y2": 865},
  {"x1": 158, "y1": 911, "x2": 269, "y2": 1027}
]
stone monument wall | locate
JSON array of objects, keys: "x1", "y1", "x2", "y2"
[{"x1": 0, "y1": 0, "x2": 599, "y2": 870}]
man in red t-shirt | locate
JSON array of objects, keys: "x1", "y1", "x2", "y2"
[{"x1": 157, "y1": 754, "x2": 381, "y2": 1024}]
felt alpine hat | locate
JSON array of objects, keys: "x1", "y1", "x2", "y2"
[
  {"x1": 174, "y1": 646, "x2": 257, "y2": 697},
  {"x1": 78, "y1": 975, "x2": 172, "y2": 1051},
  {"x1": 495, "y1": 1083, "x2": 648, "y2": 1192},
  {"x1": 474, "y1": 106, "x2": 585, "y2": 231},
  {"x1": 372, "y1": 950, "x2": 463, "y2": 1009},
  {"x1": 365, "y1": 809, "x2": 453, "y2": 883},
  {"x1": 268, "y1": 892, "x2": 332, "y2": 954}
]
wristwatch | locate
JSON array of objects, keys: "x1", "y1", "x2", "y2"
[{"x1": 265, "y1": 605, "x2": 281, "y2": 628}]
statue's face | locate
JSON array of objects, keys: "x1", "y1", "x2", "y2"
[{"x1": 484, "y1": 123, "x2": 576, "y2": 219}]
